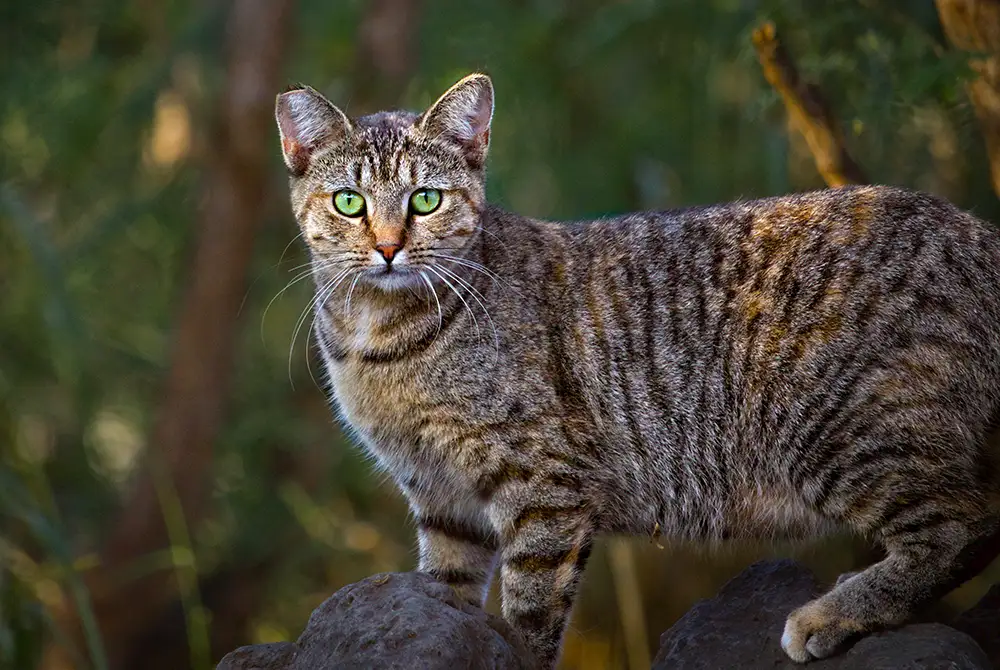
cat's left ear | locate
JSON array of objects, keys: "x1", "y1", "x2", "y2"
[{"x1": 419, "y1": 73, "x2": 494, "y2": 169}]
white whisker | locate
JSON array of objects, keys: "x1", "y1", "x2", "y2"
[
  {"x1": 344, "y1": 271, "x2": 363, "y2": 313},
  {"x1": 433, "y1": 253, "x2": 520, "y2": 297},
  {"x1": 262, "y1": 258, "x2": 348, "y2": 342},
  {"x1": 474, "y1": 224, "x2": 511, "y2": 255},
  {"x1": 288, "y1": 266, "x2": 356, "y2": 388},
  {"x1": 418, "y1": 270, "x2": 443, "y2": 345},
  {"x1": 426, "y1": 265, "x2": 481, "y2": 345},
  {"x1": 285, "y1": 251, "x2": 362, "y2": 275},
  {"x1": 277, "y1": 230, "x2": 307, "y2": 267},
  {"x1": 434, "y1": 263, "x2": 500, "y2": 363}
]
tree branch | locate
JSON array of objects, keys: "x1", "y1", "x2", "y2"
[
  {"x1": 935, "y1": 0, "x2": 1000, "y2": 198},
  {"x1": 752, "y1": 21, "x2": 868, "y2": 187}
]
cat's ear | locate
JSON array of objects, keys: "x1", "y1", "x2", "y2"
[
  {"x1": 419, "y1": 73, "x2": 494, "y2": 169},
  {"x1": 275, "y1": 85, "x2": 351, "y2": 176}
]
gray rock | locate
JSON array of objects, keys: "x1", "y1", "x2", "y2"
[
  {"x1": 844, "y1": 624, "x2": 992, "y2": 669},
  {"x1": 652, "y1": 559, "x2": 993, "y2": 670},
  {"x1": 217, "y1": 561, "x2": 997, "y2": 669},
  {"x1": 953, "y1": 584, "x2": 1000, "y2": 667},
  {"x1": 216, "y1": 642, "x2": 298, "y2": 669},
  {"x1": 215, "y1": 572, "x2": 534, "y2": 670}
]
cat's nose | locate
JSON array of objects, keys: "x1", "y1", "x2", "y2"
[{"x1": 375, "y1": 241, "x2": 401, "y2": 264}]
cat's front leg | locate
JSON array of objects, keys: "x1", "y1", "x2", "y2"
[
  {"x1": 491, "y1": 483, "x2": 595, "y2": 667},
  {"x1": 410, "y1": 501, "x2": 499, "y2": 607}
]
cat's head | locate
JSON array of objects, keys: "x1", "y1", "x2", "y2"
[{"x1": 275, "y1": 74, "x2": 494, "y2": 292}]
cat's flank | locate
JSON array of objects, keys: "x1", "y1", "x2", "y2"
[{"x1": 275, "y1": 74, "x2": 1000, "y2": 666}]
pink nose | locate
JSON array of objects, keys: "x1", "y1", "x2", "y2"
[{"x1": 375, "y1": 241, "x2": 401, "y2": 263}]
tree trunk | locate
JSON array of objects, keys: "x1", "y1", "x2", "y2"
[
  {"x1": 352, "y1": 0, "x2": 424, "y2": 113},
  {"x1": 40, "y1": 1, "x2": 294, "y2": 668}
]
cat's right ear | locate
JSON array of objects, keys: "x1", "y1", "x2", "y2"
[
  {"x1": 275, "y1": 86, "x2": 351, "y2": 176},
  {"x1": 419, "y1": 73, "x2": 494, "y2": 169}
]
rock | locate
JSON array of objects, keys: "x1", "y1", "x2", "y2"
[
  {"x1": 652, "y1": 559, "x2": 821, "y2": 669},
  {"x1": 652, "y1": 559, "x2": 993, "y2": 670},
  {"x1": 953, "y1": 583, "x2": 1000, "y2": 667},
  {"x1": 216, "y1": 642, "x2": 297, "y2": 669},
  {"x1": 843, "y1": 624, "x2": 991, "y2": 669},
  {"x1": 215, "y1": 572, "x2": 533, "y2": 670},
  {"x1": 217, "y1": 561, "x2": 997, "y2": 669}
]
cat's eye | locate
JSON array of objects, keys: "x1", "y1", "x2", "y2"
[
  {"x1": 333, "y1": 190, "x2": 366, "y2": 217},
  {"x1": 410, "y1": 188, "x2": 442, "y2": 215}
]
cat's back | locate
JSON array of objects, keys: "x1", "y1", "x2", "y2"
[
  {"x1": 556, "y1": 184, "x2": 1000, "y2": 335},
  {"x1": 500, "y1": 185, "x2": 1000, "y2": 471},
  {"x1": 566, "y1": 184, "x2": 1000, "y2": 275}
]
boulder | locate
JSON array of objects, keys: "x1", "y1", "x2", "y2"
[
  {"x1": 652, "y1": 559, "x2": 993, "y2": 670},
  {"x1": 953, "y1": 583, "x2": 1000, "y2": 667},
  {"x1": 216, "y1": 572, "x2": 533, "y2": 670},
  {"x1": 217, "y1": 561, "x2": 999, "y2": 669}
]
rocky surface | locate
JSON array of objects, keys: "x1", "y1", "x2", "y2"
[
  {"x1": 218, "y1": 561, "x2": 999, "y2": 669},
  {"x1": 953, "y1": 583, "x2": 1000, "y2": 666},
  {"x1": 652, "y1": 559, "x2": 996, "y2": 670},
  {"x1": 215, "y1": 571, "x2": 533, "y2": 670}
]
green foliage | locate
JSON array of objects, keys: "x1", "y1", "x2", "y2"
[{"x1": 2, "y1": 1, "x2": 999, "y2": 668}]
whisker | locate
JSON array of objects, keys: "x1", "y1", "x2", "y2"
[
  {"x1": 304, "y1": 311, "x2": 326, "y2": 393},
  {"x1": 285, "y1": 251, "x2": 363, "y2": 275},
  {"x1": 288, "y1": 266, "x2": 356, "y2": 388},
  {"x1": 434, "y1": 264, "x2": 500, "y2": 363},
  {"x1": 344, "y1": 272, "x2": 363, "y2": 313},
  {"x1": 261, "y1": 258, "x2": 349, "y2": 343},
  {"x1": 239, "y1": 231, "x2": 313, "y2": 319},
  {"x1": 473, "y1": 224, "x2": 511, "y2": 256},
  {"x1": 426, "y1": 265, "x2": 481, "y2": 345},
  {"x1": 288, "y1": 271, "x2": 342, "y2": 387},
  {"x1": 304, "y1": 267, "x2": 360, "y2": 381},
  {"x1": 418, "y1": 270, "x2": 443, "y2": 345},
  {"x1": 433, "y1": 253, "x2": 521, "y2": 297},
  {"x1": 278, "y1": 230, "x2": 307, "y2": 268}
]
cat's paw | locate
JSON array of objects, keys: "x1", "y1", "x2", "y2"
[{"x1": 781, "y1": 598, "x2": 862, "y2": 663}]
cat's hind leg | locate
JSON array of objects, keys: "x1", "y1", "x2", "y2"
[{"x1": 782, "y1": 472, "x2": 1000, "y2": 663}]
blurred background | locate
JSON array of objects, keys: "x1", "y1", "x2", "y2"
[{"x1": 3, "y1": 0, "x2": 1000, "y2": 668}]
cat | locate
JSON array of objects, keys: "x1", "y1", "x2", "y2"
[{"x1": 274, "y1": 73, "x2": 1000, "y2": 666}]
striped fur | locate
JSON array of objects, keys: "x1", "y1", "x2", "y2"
[{"x1": 276, "y1": 75, "x2": 1000, "y2": 666}]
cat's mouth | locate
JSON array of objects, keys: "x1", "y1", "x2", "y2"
[{"x1": 361, "y1": 263, "x2": 423, "y2": 291}]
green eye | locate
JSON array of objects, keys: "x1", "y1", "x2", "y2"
[
  {"x1": 333, "y1": 190, "x2": 365, "y2": 217},
  {"x1": 410, "y1": 188, "x2": 442, "y2": 215}
]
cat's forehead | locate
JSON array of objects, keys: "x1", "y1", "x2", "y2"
[
  {"x1": 311, "y1": 110, "x2": 468, "y2": 191},
  {"x1": 350, "y1": 110, "x2": 419, "y2": 164},
  {"x1": 354, "y1": 110, "x2": 420, "y2": 132}
]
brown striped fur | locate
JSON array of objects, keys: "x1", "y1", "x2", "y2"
[{"x1": 275, "y1": 74, "x2": 1000, "y2": 665}]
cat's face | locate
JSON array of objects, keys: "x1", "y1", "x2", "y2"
[{"x1": 275, "y1": 74, "x2": 494, "y2": 292}]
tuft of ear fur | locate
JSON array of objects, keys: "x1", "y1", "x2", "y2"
[
  {"x1": 419, "y1": 73, "x2": 494, "y2": 169},
  {"x1": 275, "y1": 86, "x2": 351, "y2": 176}
]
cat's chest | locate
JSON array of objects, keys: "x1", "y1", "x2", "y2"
[
  {"x1": 329, "y1": 358, "x2": 486, "y2": 500},
  {"x1": 329, "y1": 359, "x2": 426, "y2": 447}
]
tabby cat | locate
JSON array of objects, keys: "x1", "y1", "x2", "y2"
[{"x1": 275, "y1": 73, "x2": 1000, "y2": 666}]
